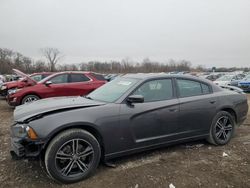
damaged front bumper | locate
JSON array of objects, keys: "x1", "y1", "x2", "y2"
[
  {"x1": 10, "y1": 137, "x2": 44, "y2": 160},
  {"x1": 10, "y1": 123, "x2": 45, "y2": 160}
]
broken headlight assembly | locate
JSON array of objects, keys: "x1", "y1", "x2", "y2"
[{"x1": 12, "y1": 124, "x2": 38, "y2": 140}]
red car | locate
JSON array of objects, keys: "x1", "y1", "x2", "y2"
[
  {"x1": 0, "y1": 69, "x2": 52, "y2": 96},
  {"x1": 7, "y1": 71, "x2": 106, "y2": 106}
]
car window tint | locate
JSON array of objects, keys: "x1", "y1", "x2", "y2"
[
  {"x1": 91, "y1": 73, "x2": 106, "y2": 81},
  {"x1": 201, "y1": 83, "x2": 210, "y2": 94},
  {"x1": 42, "y1": 74, "x2": 50, "y2": 79},
  {"x1": 31, "y1": 75, "x2": 42, "y2": 82},
  {"x1": 177, "y1": 79, "x2": 203, "y2": 97},
  {"x1": 50, "y1": 74, "x2": 68, "y2": 84},
  {"x1": 70, "y1": 74, "x2": 90, "y2": 82},
  {"x1": 133, "y1": 79, "x2": 173, "y2": 102},
  {"x1": 88, "y1": 78, "x2": 138, "y2": 102}
]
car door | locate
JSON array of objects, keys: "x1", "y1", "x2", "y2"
[
  {"x1": 176, "y1": 78, "x2": 217, "y2": 137},
  {"x1": 42, "y1": 74, "x2": 69, "y2": 98},
  {"x1": 119, "y1": 78, "x2": 180, "y2": 147},
  {"x1": 68, "y1": 73, "x2": 96, "y2": 96}
]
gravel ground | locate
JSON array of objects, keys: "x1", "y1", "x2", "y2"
[{"x1": 0, "y1": 95, "x2": 250, "y2": 188}]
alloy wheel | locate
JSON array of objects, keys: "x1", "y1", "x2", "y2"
[
  {"x1": 55, "y1": 139, "x2": 94, "y2": 177},
  {"x1": 24, "y1": 96, "x2": 38, "y2": 103},
  {"x1": 215, "y1": 116, "x2": 233, "y2": 142}
]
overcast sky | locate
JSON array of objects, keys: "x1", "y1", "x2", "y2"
[{"x1": 0, "y1": 0, "x2": 249, "y2": 67}]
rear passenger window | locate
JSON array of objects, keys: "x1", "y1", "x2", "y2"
[
  {"x1": 70, "y1": 74, "x2": 90, "y2": 82},
  {"x1": 177, "y1": 79, "x2": 211, "y2": 97},
  {"x1": 177, "y1": 79, "x2": 202, "y2": 97},
  {"x1": 201, "y1": 83, "x2": 210, "y2": 94},
  {"x1": 133, "y1": 79, "x2": 173, "y2": 102},
  {"x1": 91, "y1": 73, "x2": 106, "y2": 81}
]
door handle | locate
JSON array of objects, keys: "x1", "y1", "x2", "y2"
[
  {"x1": 169, "y1": 108, "x2": 178, "y2": 112},
  {"x1": 209, "y1": 100, "x2": 216, "y2": 104}
]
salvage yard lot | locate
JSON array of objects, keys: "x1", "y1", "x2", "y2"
[{"x1": 0, "y1": 95, "x2": 250, "y2": 188}]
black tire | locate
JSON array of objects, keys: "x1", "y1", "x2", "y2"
[
  {"x1": 21, "y1": 94, "x2": 40, "y2": 104},
  {"x1": 45, "y1": 129, "x2": 101, "y2": 184},
  {"x1": 207, "y1": 111, "x2": 235, "y2": 145}
]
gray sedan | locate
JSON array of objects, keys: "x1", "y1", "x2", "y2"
[{"x1": 10, "y1": 74, "x2": 248, "y2": 183}]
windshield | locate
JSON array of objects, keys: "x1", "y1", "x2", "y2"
[
  {"x1": 30, "y1": 74, "x2": 43, "y2": 82},
  {"x1": 216, "y1": 75, "x2": 234, "y2": 81},
  {"x1": 87, "y1": 77, "x2": 139, "y2": 102}
]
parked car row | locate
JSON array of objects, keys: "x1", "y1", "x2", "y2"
[
  {"x1": 211, "y1": 73, "x2": 250, "y2": 92},
  {"x1": 238, "y1": 74, "x2": 250, "y2": 92},
  {"x1": 1, "y1": 69, "x2": 106, "y2": 106},
  {"x1": 10, "y1": 73, "x2": 248, "y2": 183},
  {"x1": 0, "y1": 70, "x2": 53, "y2": 97}
]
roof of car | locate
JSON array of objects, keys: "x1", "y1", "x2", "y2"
[
  {"x1": 122, "y1": 73, "x2": 203, "y2": 80},
  {"x1": 122, "y1": 73, "x2": 222, "y2": 91}
]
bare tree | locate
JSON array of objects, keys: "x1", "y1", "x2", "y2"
[{"x1": 40, "y1": 47, "x2": 62, "y2": 71}]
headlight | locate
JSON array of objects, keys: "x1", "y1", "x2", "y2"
[
  {"x1": 12, "y1": 124, "x2": 38, "y2": 140},
  {"x1": 8, "y1": 88, "x2": 21, "y2": 95},
  {"x1": 1, "y1": 85, "x2": 7, "y2": 90}
]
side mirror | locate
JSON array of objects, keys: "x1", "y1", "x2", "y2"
[
  {"x1": 127, "y1": 95, "x2": 144, "y2": 104},
  {"x1": 45, "y1": 81, "x2": 52, "y2": 86}
]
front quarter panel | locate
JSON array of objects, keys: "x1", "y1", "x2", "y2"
[{"x1": 28, "y1": 104, "x2": 122, "y2": 154}]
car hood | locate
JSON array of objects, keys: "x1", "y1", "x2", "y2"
[
  {"x1": 5, "y1": 80, "x2": 25, "y2": 89},
  {"x1": 13, "y1": 69, "x2": 37, "y2": 85},
  {"x1": 14, "y1": 96, "x2": 106, "y2": 122}
]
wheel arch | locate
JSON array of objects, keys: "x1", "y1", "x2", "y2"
[
  {"x1": 219, "y1": 107, "x2": 237, "y2": 123},
  {"x1": 41, "y1": 123, "x2": 105, "y2": 161},
  {"x1": 21, "y1": 92, "x2": 42, "y2": 103}
]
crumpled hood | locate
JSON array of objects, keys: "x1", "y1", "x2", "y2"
[
  {"x1": 14, "y1": 96, "x2": 106, "y2": 122},
  {"x1": 13, "y1": 69, "x2": 36, "y2": 85}
]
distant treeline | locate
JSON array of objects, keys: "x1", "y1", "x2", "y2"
[{"x1": 0, "y1": 48, "x2": 249, "y2": 74}]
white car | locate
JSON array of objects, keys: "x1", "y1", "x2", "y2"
[{"x1": 213, "y1": 75, "x2": 239, "y2": 86}]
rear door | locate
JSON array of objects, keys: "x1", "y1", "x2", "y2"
[
  {"x1": 68, "y1": 73, "x2": 95, "y2": 96},
  {"x1": 176, "y1": 78, "x2": 217, "y2": 137}
]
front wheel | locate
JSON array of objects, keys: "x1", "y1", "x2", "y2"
[
  {"x1": 45, "y1": 129, "x2": 101, "y2": 184},
  {"x1": 21, "y1": 94, "x2": 40, "y2": 104},
  {"x1": 207, "y1": 111, "x2": 235, "y2": 145}
]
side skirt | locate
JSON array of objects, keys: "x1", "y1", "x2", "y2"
[{"x1": 104, "y1": 134, "x2": 208, "y2": 160}]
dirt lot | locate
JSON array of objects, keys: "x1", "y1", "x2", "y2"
[{"x1": 0, "y1": 96, "x2": 250, "y2": 188}]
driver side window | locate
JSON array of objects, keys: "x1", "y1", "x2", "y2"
[
  {"x1": 49, "y1": 74, "x2": 68, "y2": 84},
  {"x1": 133, "y1": 79, "x2": 173, "y2": 102}
]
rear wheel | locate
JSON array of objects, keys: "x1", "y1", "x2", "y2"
[
  {"x1": 45, "y1": 129, "x2": 101, "y2": 184},
  {"x1": 21, "y1": 94, "x2": 40, "y2": 104},
  {"x1": 207, "y1": 111, "x2": 235, "y2": 145}
]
